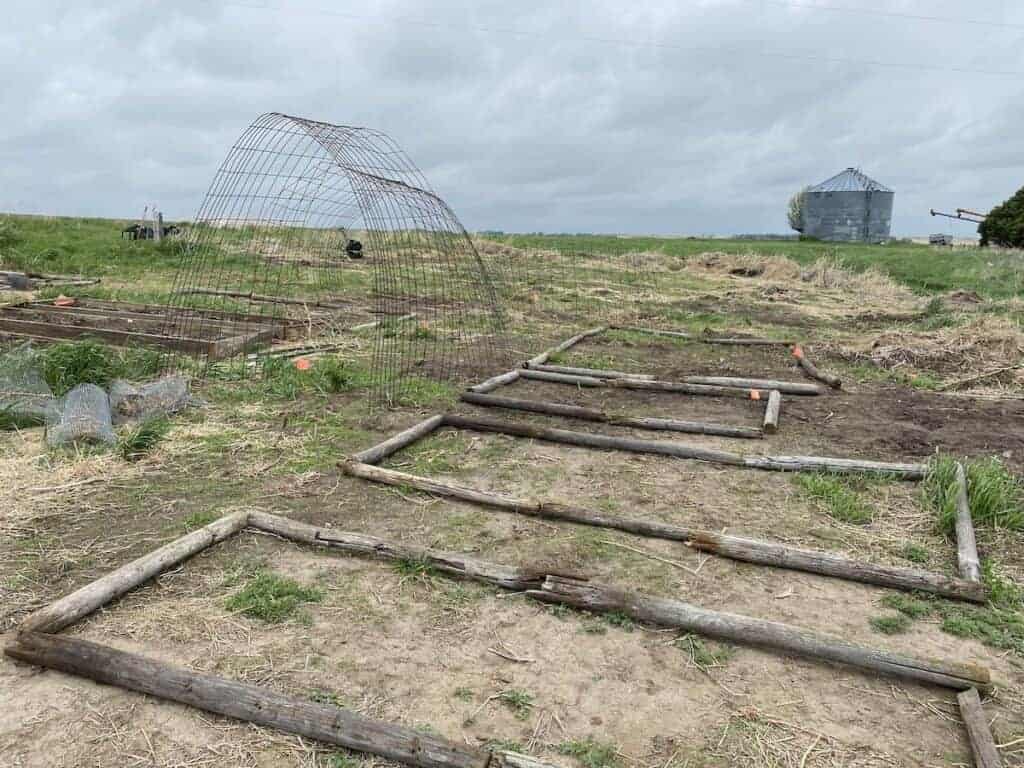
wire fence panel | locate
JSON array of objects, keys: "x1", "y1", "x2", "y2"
[{"x1": 162, "y1": 112, "x2": 512, "y2": 405}]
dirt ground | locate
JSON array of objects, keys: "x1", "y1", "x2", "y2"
[{"x1": 2, "y1": 266, "x2": 1024, "y2": 767}]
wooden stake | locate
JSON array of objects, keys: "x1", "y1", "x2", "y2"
[
  {"x1": 524, "y1": 326, "x2": 607, "y2": 367},
  {"x1": 441, "y1": 414, "x2": 926, "y2": 479},
  {"x1": 19, "y1": 511, "x2": 249, "y2": 634},
  {"x1": 957, "y1": 688, "x2": 1003, "y2": 768},
  {"x1": 4, "y1": 632, "x2": 556, "y2": 768},
  {"x1": 248, "y1": 512, "x2": 560, "y2": 591},
  {"x1": 468, "y1": 369, "x2": 520, "y2": 394},
  {"x1": 528, "y1": 576, "x2": 992, "y2": 692},
  {"x1": 352, "y1": 415, "x2": 445, "y2": 465},
  {"x1": 763, "y1": 390, "x2": 782, "y2": 434},
  {"x1": 461, "y1": 392, "x2": 763, "y2": 439},
  {"x1": 524, "y1": 363, "x2": 654, "y2": 381},
  {"x1": 954, "y1": 462, "x2": 982, "y2": 582},
  {"x1": 340, "y1": 461, "x2": 986, "y2": 603},
  {"x1": 792, "y1": 345, "x2": 842, "y2": 389}
]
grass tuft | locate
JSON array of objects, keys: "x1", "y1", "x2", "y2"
[
  {"x1": 40, "y1": 340, "x2": 162, "y2": 396},
  {"x1": 794, "y1": 473, "x2": 873, "y2": 524},
  {"x1": 869, "y1": 614, "x2": 912, "y2": 635},
  {"x1": 557, "y1": 739, "x2": 621, "y2": 768},
  {"x1": 498, "y1": 688, "x2": 534, "y2": 720},
  {"x1": 181, "y1": 510, "x2": 219, "y2": 531},
  {"x1": 225, "y1": 570, "x2": 323, "y2": 623},
  {"x1": 897, "y1": 542, "x2": 930, "y2": 564},
  {"x1": 925, "y1": 454, "x2": 1024, "y2": 534},
  {"x1": 880, "y1": 593, "x2": 932, "y2": 619},
  {"x1": 675, "y1": 634, "x2": 735, "y2": 668},
  {"x1": 118, "y1": 416, "x2": 171, "y2": 460}
]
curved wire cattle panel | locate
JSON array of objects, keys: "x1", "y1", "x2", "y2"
[{"x1": 163, "y1": 112, "x2": 511, "y2": 405}]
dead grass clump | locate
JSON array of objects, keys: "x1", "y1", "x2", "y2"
[
  {"x1": 862, "y1": 315, "x2": 1024, "y2": 385},
  {"x1": 687, "y1": 252, "x2": 915, "y2": 305},
  {"x1": 799, "y1": 256, "x2": 914, "y2": 303},
  {"x1": 687, "y1": 251, "x2": 801, "y2": 281},
  {"x1": 712, "y1": 709, "x2": 900, "y2": 767}
]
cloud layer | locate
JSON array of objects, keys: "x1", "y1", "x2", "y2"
[{"x1": 2, "y1": 0, "x2": 1022, "y2": 235}]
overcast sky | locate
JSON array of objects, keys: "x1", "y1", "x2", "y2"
[{"x1": 2, "y1": 1, "x2": 1022, "y2": 235}]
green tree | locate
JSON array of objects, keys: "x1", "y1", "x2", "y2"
[
  {"x1": 787, "y1": 187, "x2": 808, "y2": 233},
  {"x1": 979, "y1": 185, "x2": 1024, "y2": 247}
]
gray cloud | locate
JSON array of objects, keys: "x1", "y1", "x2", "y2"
[{"x1": 2, "y1": 0, "x2": 1022, "y2": 235}]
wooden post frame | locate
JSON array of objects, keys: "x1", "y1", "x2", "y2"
[
  {"x1": 460, "y1": 391, "x2": 764, "y2": 439},
  {"x1": 441, "y1": 413, "x2": 927, "y2": 479},
  {"x1": 4, "y1": 510, "x2": 996, "y2": 765},
  {"x1": 339, "y1": 460, "x2": 986, "y2": 604}
]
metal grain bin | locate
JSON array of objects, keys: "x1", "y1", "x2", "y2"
[{"x1": 802, "y1": 168, "x2": 894, "y2": 243}]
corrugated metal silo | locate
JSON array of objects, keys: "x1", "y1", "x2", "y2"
[{"x1": 802, "y1": 168, "x2": 894, "y2": 243}]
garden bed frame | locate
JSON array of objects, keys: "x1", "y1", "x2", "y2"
[{"x1": 4, "y1": 510, "x2": 1001, "y2": 766}]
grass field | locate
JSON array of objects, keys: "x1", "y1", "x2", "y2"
[
  {"x1": 1, "y1": 213, "x2": 1023, "y2": 767},
  {"x1": 493, "y1": 233, "x2": 1024, "y2": 299}
]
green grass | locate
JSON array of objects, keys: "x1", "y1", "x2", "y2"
[
  {"x1": 794, "y1": 473, "x2": 873, "y2": 524},
  {"x1": 34, "y1": 340, "x2": 162, "y2": 396},
  {"x1": 489, "y1": 233, "x2": 1024, "y2": 299},
  {"x1": 869, "y1": 614, "x2": 912, "y2": 635},
  {"x1": 498, "y1": 688, "x2": 534, "y2": 720},
  {"x1": 118, "y1": 416, "x2": 171, "y2": 460},
  {"x1": 393, "y1": 557, "x2": 438, "y2": 581},
  {"x1": 925, "y1": 454, "x2": 1024, "y2": 535},
  {"x1": 181, "y1": 509, "x2": 219, "y2": 531},
  {"x1": 0, "y1": 404, "x2": 45, "y2": 430},
  {"x1": 675, "y1": 634, "x2": 735, "y2": 668},
  {"x1": 225, "y1": 571, "x2": 323, "y2": 623},
  {"x1": 557, "y1": 739, "x2": 621, "y2": 768},
  {"x1": 868, "y1": 563, "x2": 1024, "y2": 654},
  {"x1": 898, "y1": 542, "x2": 930, "y2": 564},
  {"x1": 880, "y1": 593, "x2": 932, "y2": 619},
  {"x1": 452, "y1": 686, "x2": 474, "y2": 702}
]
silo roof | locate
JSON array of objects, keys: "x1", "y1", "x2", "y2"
[{"x1": 808, "y1": 167, "x2": 892, "y2": 193}]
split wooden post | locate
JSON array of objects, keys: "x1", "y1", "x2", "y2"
[
  {"x1": 524, "y1": 363, "x2": 654, "y2": 381},
  {"x1": 19, "y1": 511, "x2": 249, "y2": 634},
  {"x1": 762, "y1": 390, "x2": 781, "y2": 434},
  {"x1": 153, "y1": 211, "x2": 163, "y2": 243},
  {"x1": 792, "y1": 345, "x2": 842, "y2": 389},
  {"x1": 460, "y1": 391, "x2": 763, "y2": 439},
  {"x1": 248, "y1": 512, "x2": 558, "y2": 591},
  {"x1": 524, "y1": 326, "x2": 607, "y2": 367},
  {"x1": 339, "y1": 461, "x2": 987, "y2": 603},
  {"x1": 441, "y1": 414, "x2": 927, "y2": 479},
  {"x1": 957, "y1": 688, "x2": 1003, "y2": 768},
  {"x1": 352, "y1": 415, "x2": 445, "y2": 465},
  {"x1": 528, "y1": 576, "x2": 992, "y2": 692},
  {"x1": 954, "y1": 462, "x2": 982, "y2": 582},
  {"x1": 4, "y1": 633, "x2": 556, "y2": 768}
]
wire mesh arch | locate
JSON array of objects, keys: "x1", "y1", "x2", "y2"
[{"x1": 163, "y1": 112, "x2": 512, "y2": 405}]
